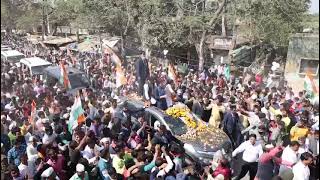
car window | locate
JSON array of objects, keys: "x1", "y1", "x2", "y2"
[
  {"x1": 163, "y1": 116, "x2": 188, "y2": 136},
  {"x1": 150, "y1": 114, "x2": 161, "y2": 128}
]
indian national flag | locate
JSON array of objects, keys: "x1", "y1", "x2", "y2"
[
  {"x1": 68, "y1": 96, "x2": 86, "y2": 133},
  {"x1": 304, "y1": 72, "x2": 319, "y2": 98},
  {"x1": 168, "y1": 63, "x2": 178, "y2": 86},
  {"x1": 60, "y1": 62, "x2": 72, "y2": 89},
  {"x1": 28, "y1": 100, "x2": 36, "y2": 124}
]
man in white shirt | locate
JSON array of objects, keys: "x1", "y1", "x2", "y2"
[
  {"x1": 26, "y1": 136, "x2": 38, "y2": 163},
  {"x1": 279, "y1": 141, "x2": 300, "y2": 174},
  {"x1": 18, "y1": 154, "x2": 32, "y2": 179},
  {"x1": 292, "y1": 152, "x2": 313, "y2": 180},
  {"x1": 232, "y1": 134, "x2": 263, "y2": 180},
  {"x1": 42, "y1": 126, "x2": 57, "y2": 145}
]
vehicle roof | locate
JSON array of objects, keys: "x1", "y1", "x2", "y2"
[
  {"x1": 1, "y1": 50, "x2": 25, "y2": 57},
  {"x1": 44, "y1": 66, "x2": 84, "y2": 79},
  {"x1": 20, "y1": 57, "x2": 52, "y2": 67}
]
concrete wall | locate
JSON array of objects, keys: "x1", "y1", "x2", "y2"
[{"x1": 285, "y1": 33, "x2": 319, "y2": 93}]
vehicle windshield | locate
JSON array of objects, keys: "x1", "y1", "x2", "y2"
[
  {"x1": 69, "y1": 73, "x2": 90, "y2": 89},
  {"x1": 163, "y1": 115, "x2": 188, "y2": 136},
  {"x1": 31, "y1": 65, "x2": 50, "y2": 75},
  {"x1": 7, "y1": 55, "x2": 24, "y2": 63}
]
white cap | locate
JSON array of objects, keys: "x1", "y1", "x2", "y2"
[
  {"x1": 41, "y1": 167, "x2": 54, "y2": 177},
  {"x1": 76, "y1": 164, "x2": 85, "y2": 172},
  {"x1": 265, "y1": 144, "x2": 274, "y2": 149},
  {"x1": 100, "y1": 137, "x2": 111, "y2": 144},
  {"x1": 41, "y1": 118, "x2": 50, "y2": 124},
  {"x1": 63, "y1": 113, "x2": 70, "y2": 119},
  {"x1": 154, "y1": 121, "x2": 161, "y2": 131}
]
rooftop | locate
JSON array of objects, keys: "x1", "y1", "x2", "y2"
[
  {"x1": 1, "y1": 50, "x2": 25, "y2": 57},
  {"x1": 20, "y1": 57, "x2": 52, "y2": 67}
]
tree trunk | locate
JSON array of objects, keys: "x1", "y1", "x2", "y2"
[
  {"x1": 187, "y1": 47, "x2": 191, "y2": 65},
  {"x1": 76, "y1": 30, "x2": 80, "y2": 42},
  {"x1": 196, "y1": 35, "x2": 205, "y2": 71},
  {"x1": 221, "y1": 8, "x2": 226, "y2": 37},
  {"x1": 197, "y1": 0, "x2": 227, "y2": 72},
  {"x1": 47, "y1": 14, "x2": 50, "y2": 34}
]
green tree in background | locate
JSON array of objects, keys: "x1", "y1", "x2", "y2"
[
  {"x1": 232, "y1": 0, "x2": 311, "y2": 46},
  {"x1": 1, "y1": 0, "x2": 313, "y2": 69}
]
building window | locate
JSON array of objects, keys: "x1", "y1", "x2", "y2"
[{"x1": 298, "y1": 58, "x2": 319, "y2": 76}]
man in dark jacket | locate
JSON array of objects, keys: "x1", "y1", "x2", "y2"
[
  {"x1": 222, "y1": 104, "x2": 243, "y2": 149},
  {"x1": 135, "y1": 53, "x2": 149, "y2": 96}
]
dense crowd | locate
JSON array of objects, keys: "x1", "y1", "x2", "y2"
[{"x1": 1, "y1": 34, "x2": 319, "y2": 180}]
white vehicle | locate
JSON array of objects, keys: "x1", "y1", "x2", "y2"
[
  {"x1": 1, "y1": 45, "x2": 11, "y2": 51},
  {"x1": 1, "y1": 50, "x2": 25, "y2": 63},
  {"x1": 20, "y1": 57, "x2": 52, "y2": 76}
]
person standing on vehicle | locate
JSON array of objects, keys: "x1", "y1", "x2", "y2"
[
  {"x1": 232, "y1": 134, "x2": 263, "y2": 180},
  {"x1": 135, "y1": 53, "x2": 149, "y2": 96},
  {"x1": 222, "y1": 104, "x2": 242, "y2": 148},
  {"x1": 155, "y1": 79, "x2": 168, "y2": 110}
]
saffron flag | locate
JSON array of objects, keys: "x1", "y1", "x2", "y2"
[
  {"x1": 116, "y1": 66, "x2": 127, "y2": 88},
  {"x1": 59, "y1": 62, "x2": 72, "y2": 89},
  {"x1": 168, "y1": 63, "x2": 178, "y2": 86},
  {"x1": 105, "y1": 47, "x2": 127, "y2": 88},
  {"x1": 304, "y1": 72, "x2": 319, "y2": 98},
  {"x1": 28, "y1": 100, "x2": 36, "y2": 124},
  {"x1": 68, "y1": 96, "x2": 86, "y2": 133}
]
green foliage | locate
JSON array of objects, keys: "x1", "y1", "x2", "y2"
[
  {"x1": 16, "y1": 4, "x2": 42, "y2": 30},
  {"x1": 1, "y1": 0, "x2": 312, "y2": 58},
  {"x1": 232, "y1": 0, "x2": 311, "y2": 46},
  {"x1": 302, "y1": 14, "x2": 319, "y2": 30}
]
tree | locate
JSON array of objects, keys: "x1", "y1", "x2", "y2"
[{"x1": 232, "y1": 0, "x2": 311, "y2": 46}]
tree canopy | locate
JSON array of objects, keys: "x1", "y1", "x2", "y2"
[{"x1": 1, "y1": 0, "x2": 314, "y2": 68}]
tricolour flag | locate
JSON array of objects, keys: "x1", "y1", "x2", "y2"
[
  {"x1": 59, "y1": 62, "x2": 72, "y2": 89},
  {"x1": 28, "y1": 100, "x2": 36, "y2": 124},
  {"x1": 168, "y1": 63, "x2": 178, "y2": 86},
  {"x1": 68, "y1": 96, "x2": 86, "y2": 133},
  {"x1": 304, "y1": 72, "x2": 319, "y2": 98}
]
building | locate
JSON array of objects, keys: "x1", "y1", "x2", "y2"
[{"x1": 285, "y1": 33, "x2": 319, "y2": 93}]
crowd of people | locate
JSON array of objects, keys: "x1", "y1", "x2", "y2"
[{"x1": 1, "y1": 34, "x2": 319, "y2": 180}]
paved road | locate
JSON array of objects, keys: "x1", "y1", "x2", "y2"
[{"x1": 231, "y1": 153, "x2": 250, "y2": 180}]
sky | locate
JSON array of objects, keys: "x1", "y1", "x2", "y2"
[{"x1": 309, "y1": 0, "x2": 319, "y2": 14}]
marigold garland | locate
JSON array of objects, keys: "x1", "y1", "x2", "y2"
[{"x1": 165, "y1": 106, "x2": 203, "y2": 130}]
